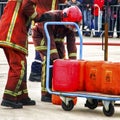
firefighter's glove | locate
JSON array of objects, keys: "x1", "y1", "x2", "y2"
[{"x1": 38, "y1": 13, "x2": 52, "y2": 22}]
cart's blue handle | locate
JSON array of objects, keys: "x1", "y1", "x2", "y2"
[{"x1": 44, "y1": 22, "x2": 83, "y2": 95}]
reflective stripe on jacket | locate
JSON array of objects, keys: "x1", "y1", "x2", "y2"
[{"x1": 0, "y1": 0, "x2": 38, "y2": 55}]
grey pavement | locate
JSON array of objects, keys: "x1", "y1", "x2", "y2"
[{"x1": 0, "y1": 36, "x2": 120, "y2": 120}]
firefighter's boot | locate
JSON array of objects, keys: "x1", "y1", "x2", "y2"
[{"x1": 1, "y1": 99, "x2": 23, "y2": 109}]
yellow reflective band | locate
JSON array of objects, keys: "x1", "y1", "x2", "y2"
[
  {"x1": 4, "y1": 61, "x2": 26, "y2": 97},
  {"x1": 50, "y1": 49, "x2": 58, "y2": 54},
  {"x1": 51, "y1": 0, "x2": 56, "y2": 10},
  {"x1": 15, "y1": 61, "x2": 25, "y2": 93},
  {"x1": 31, "y1": 12, "x2": 37, "y2": 19},
  {"x1": 0, "y1": 41, "x2": 28, "y2": 54},
  {"x1": 31, "y1": 20, "x2": 35, "y2": 28},
  {"x1": 4, "y1": 89, "x2": 27, "y2": 97},
  {"x1": 6, "y1": 1, "x2": 21, "y2": 42},
  {"x1": 4, "y1": 90, "x2": 18, "y2": 97},
  {"x1": 23, "y1": 89, "x2": 28, "y2": 94},
  {"x1": 40, "y1": 38, "x2": 45, "y2": 46},
  {"x1": 8, "y1": 0, "x2": 22, "y2": 2},
  {"x1": 68, "y1": 53, "x2": 77, "y2": 57},
  {"x1": 30, "y1": 4, "x2": 37, "y2": 19},
  {"x1": 41, "y1": 56, "x2": 47, "y2": 92},
  {"x1": 35, "y1": 46, "x2": 47, "y2": 51},
  {"x1": 54, "y1": 38, "x2": 64, "y2": 42},
  {"x1": 17, "y1": 91, "x2": 22, "y2": 95}
]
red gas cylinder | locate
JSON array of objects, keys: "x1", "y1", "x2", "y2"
[
  {"x1": 85, "y1": 61, "x2": 104, "y2": 93},
  {"x1": 101, "y1": 62, "x2": 120, "y2": 95},
  {"x1": 52, "y1": 59, "x2": 85, "y2": 92}
]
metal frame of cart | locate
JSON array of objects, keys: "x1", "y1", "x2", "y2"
[{"x1": 44, "y1": 22, "x2": 120, "y2": 116}]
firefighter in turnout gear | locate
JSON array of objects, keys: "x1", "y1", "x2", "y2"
[
  {"x1": 32, "y1": 6, "x2": 82, "y2": 102},
  {"x1": 0, "y1": 0, "x2": 42, "y2": 109},
  {"x1": 29, "y1": 0, "x2": 66, "y2": 82}
]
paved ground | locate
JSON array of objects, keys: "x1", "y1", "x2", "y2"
[{"x1": 0, "y1": 36, "x2": 120, "y2": 120}]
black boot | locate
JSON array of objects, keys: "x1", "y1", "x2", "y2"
[
  {"x1": 29, "y1": 72, "x2": 41, "y2": 82},
  {"x1": 20, "y1": 98, "x2": 36, "y2": 106},
  {"x1": 41, "y1": 92, "x2": 51, "y2": 102},
  {"x1": 1, "y1": 99, "x2": 23, "y2": 109}
]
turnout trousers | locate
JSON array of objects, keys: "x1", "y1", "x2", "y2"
[{"x1": 3, "y1": 47, "x2": 29, "y2": 102}]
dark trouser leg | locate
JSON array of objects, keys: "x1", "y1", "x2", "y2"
[{"x1": 29, "y1": 51, "x2": 42, "y2": 82}]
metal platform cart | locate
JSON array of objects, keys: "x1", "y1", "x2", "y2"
[{"x1": 44, "y1": 22, "x2": 120, "y2": 117}]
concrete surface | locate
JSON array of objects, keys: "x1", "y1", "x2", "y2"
[{"x1": 0, "y1": 36, "x2": 120, "y2": 120}]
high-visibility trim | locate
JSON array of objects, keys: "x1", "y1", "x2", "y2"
[
  {"x1": 8, "y1": 0, "x2": 22, "y2": 1},
  {"x1": 23, "y1": 89, "x2": 28, "y2": 94},
  {"x1": 6, "y1": 1, "x2": 21, "y2": 42},
  {"x1": 14, "y1": 61, "x2": 25, "y2": 93},
  {"x1": 40, "y1": 38, "x2": 45, "y2": 46},
  {"x1": 4, "y1": 89, "x2": 27, "y2": 97},
  {"x1": 29, "y1": 5, "x2": 36, "y2": 27},
  {"x1": 35, "y1": 46, "x2": 47, "y2": 51},
  {"x1": 31, "y1": 20, "x2": 35, "y2": 28},
  {"x1": 54, "y1": 38, "x2": 64, "y2": 42},
  {"x1": 68, "y1": 53, "x2": 77, "y2": 57},
  {"x1": 41, "y1": 56, "x2": 47, "y2": 92},
  {"x1": 51, "y1": 0, "x2": 57, "y2": 10},
  {"x1": 4, "y1": 61, "x2": 26, "y2": 97},
  {"x1": 35, "y1": 48, "x2": 58, "y2": 54},
  {"x1": 30, "y1": 12, "x2": 37, "y2": 19},
  {"x1": 0, "y1": 0, "x2": 28, "y2": 54},
  {"x1": 0, "y1": 41, "x2": 28, "y2": 54},
  {"x1": 35, "y1": 38, "x2": 46, "y2": 50},
  {"x1": 31, "y1": 5, "x2": 37, "y2": 19},
  {"x1": 50, "y1": 49, "x2": 58, "y2": 54},
  {"x1": 4, "y1": 90, "x2": 21, "y2": 97}
]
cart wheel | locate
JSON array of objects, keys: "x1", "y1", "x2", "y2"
[
  {"x1": 85, "y1": 99, "x2": 98, "y2": 109},
  {"x1": 103, "y1": 103, "x2": 114, "y2": 116},
  {"x1": 62, "y1": 100, "x2": 74, "y2": 111}
]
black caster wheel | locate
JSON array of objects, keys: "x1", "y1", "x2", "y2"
[
  {"x1": 103, "y1": 103, "x2": 114, "y2": 116},
  {"x1": 61, "y1": 100, "x2": 74, "y2": 111},
  {"x1": 85, "y1": 99, "x2": 98, "y2": 109}
]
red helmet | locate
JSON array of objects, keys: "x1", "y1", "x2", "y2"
[{"x1": 62, "y1": 6, "x2": 82, "y2": 23}]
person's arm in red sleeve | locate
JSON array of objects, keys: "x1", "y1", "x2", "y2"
[{"x1": 21, "y1": 0, "x2": 41, "y2": 22}]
